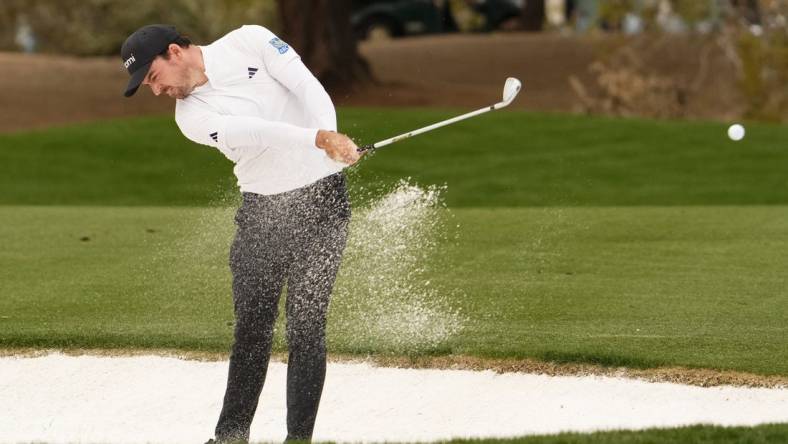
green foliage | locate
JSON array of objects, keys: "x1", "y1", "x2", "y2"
[
  {"x1": 672, "y1": 0, "x2": 716, "y2": 25},
  {"x1": 0, "y1": 0, "x2": 278, "y2": 56},
  {"x1": 0, "y1": 1, "x2": 22, "y2": 51},
  {"x1": 598, "y1": 0, "x2": 635, "y2": 30},
  {"x1": 737, "y1": 29, "x2": 788, "y2": 122},
  {"x1": 595, "y1": 0, "x2": 717, "y2": 32}
]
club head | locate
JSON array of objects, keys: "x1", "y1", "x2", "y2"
[{"x1": 501, "y1": 77, "x2": 522, "y2": 106}]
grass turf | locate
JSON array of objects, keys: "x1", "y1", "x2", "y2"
[
  {"x1": 435, "y1": 423, "x2": 788, "y2": 444},
  {"x1": 0, "y1": 110, "x2": 787, "y2": 207},
  {"x1": 2, "y1": 109, "x2": 786, "y2": 441},
  {"x1": 0, "y1": 109, "x2": 786, "y2": 376},
  {"x1": 1, "y1": 205, "x2": 786, "y2": 375}
]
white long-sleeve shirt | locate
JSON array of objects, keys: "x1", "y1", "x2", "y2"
[{"x1": 175, "y1": 25, "x2": 345, "y2": 195}]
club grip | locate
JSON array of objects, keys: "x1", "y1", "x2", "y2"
[{"x1": 357, "y1": 144, "x2": 375, "y2": 153}]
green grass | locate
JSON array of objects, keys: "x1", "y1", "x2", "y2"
[
  {"x1": 1, "y1": 109, "x2": 787, "y2": 376},
  {"x1": 2, "y1": 205, "x2": 786, "y2": 375},
  {"x1": 0, "y1": 110, "x2": 787, "y2": 207},
  {"x1": 434, "y1": 423, "x2": 788, "y2": 444},
  {"x1": 2, "y1": 110, "x2": 786, "y2": 444}
]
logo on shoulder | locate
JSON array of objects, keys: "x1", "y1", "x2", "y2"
[
  {"x1": 269, "y1": 37, "x2": 289, "y2": 54},
  {"x1": 209, "y1": 132, "x2": 218, "y2": 142},
  {"x1": 248, "y1": 67, "x2": 259, "y2": 79}
]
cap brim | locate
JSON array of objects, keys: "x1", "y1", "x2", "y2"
[{"x1": 123, "y1": 61, "x2": 152, "y2": 97}]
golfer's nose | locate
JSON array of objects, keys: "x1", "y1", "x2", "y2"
[{"x1": 150, "y1": 84, "x2": 162, "y2": 96}]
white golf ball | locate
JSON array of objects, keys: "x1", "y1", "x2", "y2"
[{"x1": 727, "y1": 123, "x2": 745, "y2": 141}]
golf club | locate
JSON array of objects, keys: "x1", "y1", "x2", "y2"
[{"x1": 357, "y1": 77, "x2": 522, "y2": 153}]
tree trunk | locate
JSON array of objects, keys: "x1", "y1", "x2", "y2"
[
  {"x1": 521, "y1": 0, "x2": 545, "y2": 32},
  {"x1": 277, "y1": 0, "x2": 372, "y2": 92}
]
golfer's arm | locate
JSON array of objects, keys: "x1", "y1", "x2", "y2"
[
  {"x1": 270, "y1": 57, "x2": 337, "y2": 132},
  {"x1": 176, "y1": 111, "x2": 320, "y2": 153},
  {"x1": 222, "y1": 115, "x2": 320, "y2": 151}
]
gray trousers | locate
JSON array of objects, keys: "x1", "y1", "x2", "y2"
[{"x1": 215, "y1": 172, "x2": 350, "y2": 442}]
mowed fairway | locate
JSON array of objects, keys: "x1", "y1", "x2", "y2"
[
  {"x1": 446, "y1": 424, "x2": 788, "y2": 444},
  {"x1": 1, "y1": 205, "x2": 787, "y2": 376},
  {"x1": 1, "y1": 110, "x2": 787, "y2": 378}
]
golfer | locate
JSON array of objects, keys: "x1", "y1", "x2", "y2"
[{"x1": 121, "y1": 24, "x2": 361, "y2": 443}]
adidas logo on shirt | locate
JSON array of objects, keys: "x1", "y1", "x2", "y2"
[
  {"x1": 209, "y1": 132, "x2": 218, "y2": 142},
  {"x1": 248, "y1": 67, "x2": 258, "y2": 79}
]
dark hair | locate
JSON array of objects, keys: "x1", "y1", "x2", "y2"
[{"x1": 158, "y1": 36, "x2": 192, "y2": 60}]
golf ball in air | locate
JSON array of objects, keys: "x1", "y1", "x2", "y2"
[{"x1": 727, "y1": 123, "x2": 745, "y2": 141}]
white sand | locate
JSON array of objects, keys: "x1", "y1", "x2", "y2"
[{"x1": 1, "y1": 353, "x2": 786, "y2": 443}]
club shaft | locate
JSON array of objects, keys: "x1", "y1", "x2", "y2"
[{"x1": 359, "y1": 102, "x2": 503, "y2": 152}]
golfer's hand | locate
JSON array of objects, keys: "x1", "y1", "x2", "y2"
[{"x1": 316, "y1": 130, "x2": 363, "y2": 165}]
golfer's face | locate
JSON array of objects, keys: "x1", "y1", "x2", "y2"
[{"x1": 142, "y1": 53, "x2": 192, "y2": 99}]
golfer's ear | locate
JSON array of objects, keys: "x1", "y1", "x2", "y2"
[{"x1": 168, "y1": 43, "x2": 182, "y2": 58}]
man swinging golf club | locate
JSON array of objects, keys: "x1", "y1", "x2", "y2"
[{"x1": 121, "y1": 24, "x2": 361, "y2": 443}]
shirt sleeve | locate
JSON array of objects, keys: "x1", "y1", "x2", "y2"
[
  {"x1": 175, "y1": 101, "x2": 319, "y2": 163},
  {"x1": 236, "y1": 24, "x2": 337, "y2": 131}
]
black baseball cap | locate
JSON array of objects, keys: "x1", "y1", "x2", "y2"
[{"x1": 121, "y1": 24, "x2": 181, "y2": 97}]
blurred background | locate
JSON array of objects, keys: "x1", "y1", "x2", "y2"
[{"x1": 0, "y1": 0, "x2": 785, "y2": 133}]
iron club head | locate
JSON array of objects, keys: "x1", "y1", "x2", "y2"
[
  {"x1": 501, "y1": 77, "x2": 522, "y2": 106},
  {"x1": 359, "y1": 77, "x2": 525, "y2": 153}
]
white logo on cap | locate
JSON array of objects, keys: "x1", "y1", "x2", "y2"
[{"x1": 123, "y1": 54, "x2": 136, "y2": 69}]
